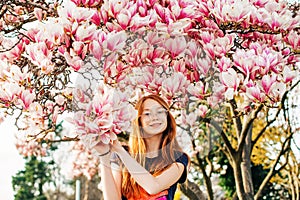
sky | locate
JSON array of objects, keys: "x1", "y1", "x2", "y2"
[{"x1": 0, "y1": 116, "x2": 25, "y2": 200}]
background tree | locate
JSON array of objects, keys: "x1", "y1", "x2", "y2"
[{"x1": 12, "y1": 156, "x2": 52, "y2": 200}]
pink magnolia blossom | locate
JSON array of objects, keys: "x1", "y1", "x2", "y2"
[
  {"x1": 103, "y1": 31, "x2": 127, "y2": 52},
  {"x1": 89, "y1": 40, "x2": 103, "y2": 61},
  {"x1": 217, "y1": 57, "x2": 232, "y2": 72},
  {"x1": 162, "y1": 72, "x2": 190, "y2": 100},
  {"x1": 284, "y1": 30, "x2": 300, "y2": 50},
  {"x1": 195, "y1": 56, "x2": 212, "y2": 77},
  {"x1": 54, "y1": 94, "x2": 65, "y2": 106},
  {"x1": 246, "y1": 85, "x2": 266, "y2": 102},
  {"x1": 58, "y1": 0, "x2": 95, "y2": 23},
  {"x1": 15, "y1": 136, "x2": 48, "y2": 157},
  {"x1": 1, "y1": 41, "x2": 26, "y2": 61},
  {"x1": 221, "y1": 68, "x2": 241, "y2": 89},
  {"x1": 68, "y1": 141, "x2": 100, "y2": 180},
  {"x1": 117, "y1": 10, "x2": 133, "y2": 29},
  {"x1": 146, "y1": 47, "x2": 169, "y2": 66},
  {"x1": 264, "y1": 9, "x2": 295, "y2": 31},
  {"x1": 282, "y1": 66, "x2": 297, "y2": 83},
  {"x1": 213, "y1": 34, "x2": 235, "y2": 57},
  {"x1": 168, "y1": 0, "x2": 196, "y2": 20},
  {"x1": 154, "y1": 3, "x2": 174, "y2": 24},
  {"x1": 72, "y1": 41, "x2": 87, "y2": 59},
  {"x1": 74, "y1": 84, "x2": 135, "y2": 148},
  {"x1": 34, "y1": 8, "x2": 44, "y2": 21},
  {"x1": 108, "y1": 0, "x2": 131, "y2": 18},
  {"x1": 172, "y1": 59, "x2": 187, "y2": 74},
  {"x1": 208, "y1": 81, "x2": 226, "y2": 107},
  {"x1": 28, "y1": 102, "x2": 44, "y2": 118},
  {"x1": 135, "y1": 66, "x2": 164, "y2": 94},
  {"x1": 64, "y1": 52, "x2": 84, "y2": 71},
  {"x1": 19, "y1": 90, "x2": 35, "y2": 109},
  {"x1": 185, "y1": 40, "x2": 198, "y2": 58},
  {"x1": 181, "y1": 111, "x2": 197, "y2": 127},
  {"x1": 165, "y1": 36, "x2": 187, "y2": 58},
  {"x1": 233, "y1": 49, "x2": 259, "y2": 81},
  {"x1": 260, "y1": 74, "x2": 277, "y2": 95},
  {"x1": 187, "y1": 81, "x2": 206, "y2": 100},
  {"x1": 25, "y1": 42, "x2": 54, "y2": 74},
  {"x1": 136, "y1": 0, "x2": 148, "y2": 17},
  {"x1": 74, "y1": 23, "x2": 97, "y2": 42},
  {"x1": 145, "y1": 31, "x2": 164, "y2": 46},
  {"x1": 211, "y1": 0, "x2": 251, "y2": 23},
  {"x1": 198, "y1": 105, "x2": 208, "y2": 118},
  {"x1": 90, "y1": 10, "x2": 102, "y2": 26},
  {"x1": 270, "y1": 82, "x2": 286, "y2": 102},
  {"x1": 0, "y1": 83, "x2": 21, "y2": 102}
]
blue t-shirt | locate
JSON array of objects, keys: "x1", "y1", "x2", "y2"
[{"x1": 120, "y1": 151, "x2": 189, "y2": 200}]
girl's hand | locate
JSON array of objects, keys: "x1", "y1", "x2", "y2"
[
  {"x1": 94, "y1": 141, "x2": 110, "y2": 157},
  {"x1": 110, "y1": 139, "x2": 125, "y2": 153}
]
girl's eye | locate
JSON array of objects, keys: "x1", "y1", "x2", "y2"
[
  {"x1": 157, "y1": 110, "x2": 164, "y2": 114},
  {"x1": 143, "y1": 112, "x2": 150, "y2": 116}
]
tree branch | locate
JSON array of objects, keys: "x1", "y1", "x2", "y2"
[
  {"x1": 208, "y1": 119, "x2": 236, "y2": 162},
  {"x1": 254, "y1": 130, "x2": 293, "y2": 200},
  {"x1": 237, "y1": 104, "x2": 263, "y2": 154}
]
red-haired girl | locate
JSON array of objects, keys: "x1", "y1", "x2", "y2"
[{"x1": 94, "y1": 94, "x2": 189, "y2": 200}]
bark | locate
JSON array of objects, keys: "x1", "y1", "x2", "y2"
[
  {"x1": 180, "y1": 179, "x2": 206, "y2": 200},
  {"x1": 232, "y1": 157, "x2": 254, "y2": 200},
  {"x1": 196, "y1": 155, "x2": 214, "y2": 200},
  {"x1": 240, "y1": 122, "x2": 254, "y2": 199}
]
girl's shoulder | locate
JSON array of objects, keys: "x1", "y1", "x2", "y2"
[{"x1": 174, "y1": 151, "x2": 189, "y2": 165}]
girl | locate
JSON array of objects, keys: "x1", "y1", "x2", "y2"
[{"x1": 94, "y1": 94, "x2": 189, "y2": 200}]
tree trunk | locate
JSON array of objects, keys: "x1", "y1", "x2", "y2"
[
  {"x1": 232, "y1": 158, "x2": 253, "y2": 200},
  {"x1": 240, "y1": 123, "x2": 254, "y2": 199},
  {"x1": 180, "y1": 180, "x2": 206, "y2": 200}
]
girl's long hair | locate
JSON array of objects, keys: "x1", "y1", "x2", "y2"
[{"x1": 121, "y1": 94, "x2": 184, "y2": 199}]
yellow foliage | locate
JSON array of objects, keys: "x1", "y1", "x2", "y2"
[{"x1": 174, "y1": 187, "x2": 181, "y2": 200}]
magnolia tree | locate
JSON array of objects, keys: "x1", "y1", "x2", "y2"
[{"x1": 0, "y1": 0, "x2": 299, "y2": 199}]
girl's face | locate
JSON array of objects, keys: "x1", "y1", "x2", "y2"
[{"x1": 140, "y1": 99, "x2": 168, "y2": 137}]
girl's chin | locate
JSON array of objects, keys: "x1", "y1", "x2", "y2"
[{"x1": 143, "y1": 130, "x2": 163, "y2": 137}]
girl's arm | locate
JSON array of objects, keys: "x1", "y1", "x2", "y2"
[
  {"x1": 112, "y1": 141, "x2": 185, "y2": 195},
  {"x1": 95, "y1": 143, "x2": 122, "y2": 200}
]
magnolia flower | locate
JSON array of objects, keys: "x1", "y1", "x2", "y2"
[
  {"x1": 282, "y1": 66, "x2": 297, "y2": 83},
  {"x1": 217, "y1": 57, "x2": 232, "y2": 72},
  {"x1": 162, "y1": 72, "x2": 190, "y2": 100},
  {"x1": 246, "y1": 85, "x2": 266, "y2": 102},
  {"x1": 75, "y1": 23, "x2": 97, "y2": 42},
  {"x1": 54, "y1": 94, "x2": 66, "y2": 106},
  {"x1": 103, "y1": 31, "x2": 127, "y2": 52},
  {"x1": 260, "y1": 74, "x2": 277, "y2": 95},
  {"x1": 34, "y1": 8, "x2": 44, "y2": 21},
  {"x1": 64, "y1": 52, "x2": 84, "y2": 71},
  {"x1": 187, "y1": 81, "x2": 206, "y2": 100},
  {"x1": 19, "y1": 90, "x2": 35, "y2": 109},
  {"x1": 212, "y1": 0, "x2": 251, "y2": 23},
  {"x1": 0, "y1": 82, "x2": 21, "y2": 102},
  {"x1": 221, "y1": 68, "x2": 241, "y2": 91},
  {"x1": 58, "y1": 0, "x2": 95, "y2": 23},
  {"x1": 165, "y1": 36, "x2": 187, "y2": 58},
  {"x1": 117, "y1": 10, "x2": 132, "y2": 29},
  {"x1": 198, "y1": 105, "x2": 208, "y2": 118},
  {"x1": 284, "y1": 30, "x2": 300, "y2": 50}
]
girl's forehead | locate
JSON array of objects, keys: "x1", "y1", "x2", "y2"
[{"x1": 142, "y1": 99, "x2": 163, "y2": 109}]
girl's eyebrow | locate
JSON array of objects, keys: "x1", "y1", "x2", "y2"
[{"x1": 143, "y1": 106, "x2": 165, "y2": 111}]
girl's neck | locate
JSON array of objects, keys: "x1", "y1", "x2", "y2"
[{"x1": 144, "y1": 134, "x2": 162, "y2": 157}]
